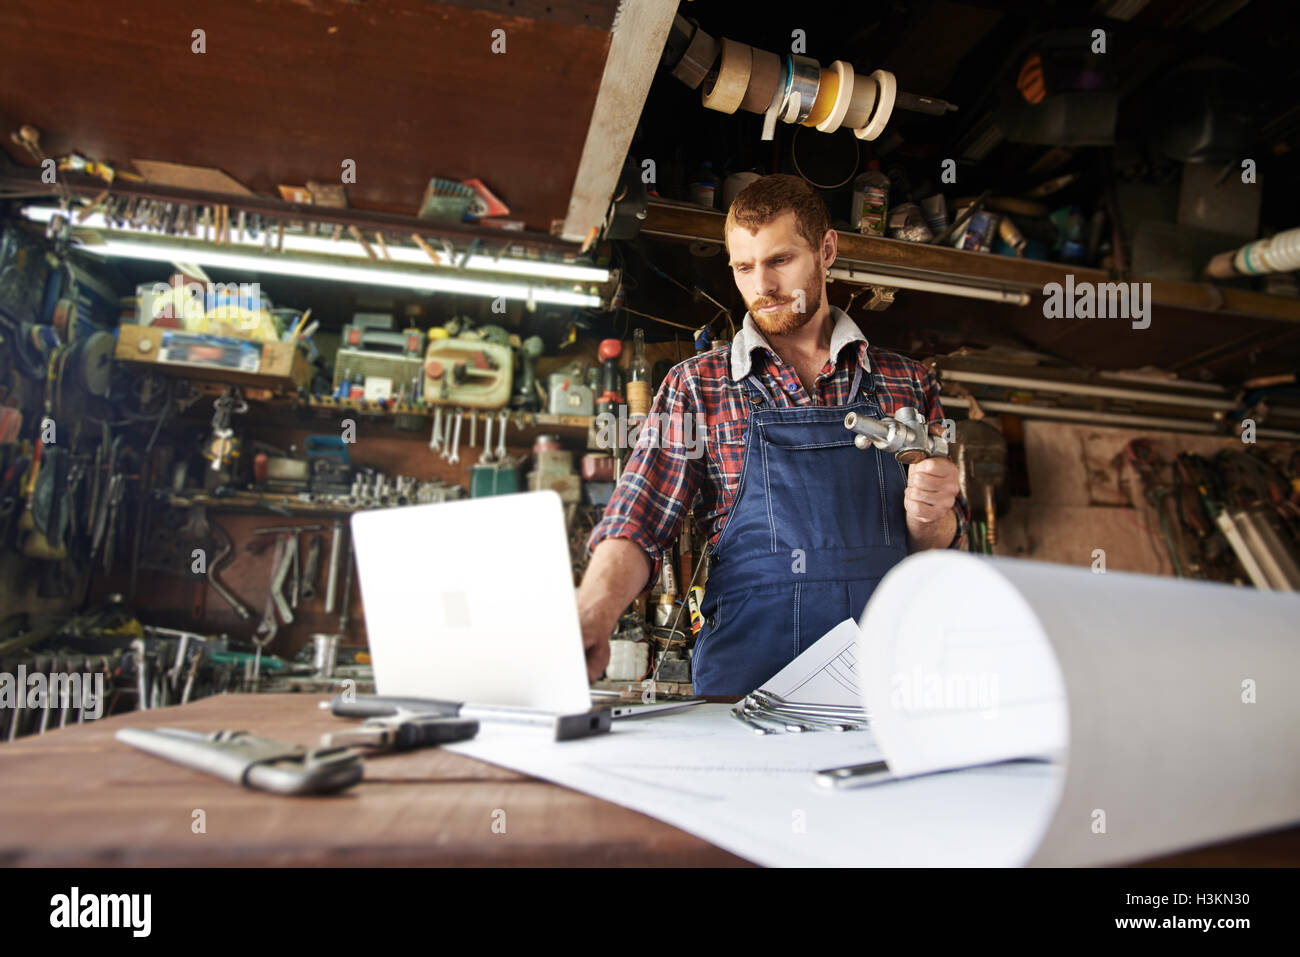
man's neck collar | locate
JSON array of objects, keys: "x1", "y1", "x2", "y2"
[{"x1": 729, "y1": 306, "x2": 869, "y2": 380}]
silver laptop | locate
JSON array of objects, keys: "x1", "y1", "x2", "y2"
[{"x1": 350, "y1": 490, "x2": 694, "y2": 719}]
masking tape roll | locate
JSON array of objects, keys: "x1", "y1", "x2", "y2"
[
  {"x1": 671, "y1": 23, "x2": 720, "y2": 90},
  {"x1": 803, "y1": 68, "x2": 840, "y2": 127},
  {"x1": 842, "y1": 72, "x2": 878, "y2": 130},
  {"x1": 855, "y1": 69, "x2": 897, "y2": 141},
  {"x1": 740, "y1": 47, "x2": 782, "y2": 113},
  {"x1": 816, "y1": 61, "x2": 856, "y2": 132},
  {"x1": 702, "y1": 38, "x2": 752, "y2": 114}
]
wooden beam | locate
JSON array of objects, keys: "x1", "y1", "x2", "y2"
[
  {"x1": 641, "y1": 200, "x2": 1300, "y2": 324},
  {"x1": 560, "y1": 0, "x2": 679, "y2": 243}
]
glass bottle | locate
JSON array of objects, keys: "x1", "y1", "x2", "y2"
[{"x1": 626, "y1": 328, "x2": 651, "y2": 417}]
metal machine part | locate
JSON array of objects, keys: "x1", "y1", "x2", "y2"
[
  {"x1": 844, "y1": 407, "x2": 950, "y2": 464},
  {"x1": 954, "y1": 419, "x2": 1008, "y2": 547}
]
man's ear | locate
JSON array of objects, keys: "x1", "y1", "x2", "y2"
[{"x1": 822, "y1": 228, "x2": 838, "y2": 268}]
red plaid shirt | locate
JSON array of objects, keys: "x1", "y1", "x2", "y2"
[{"x1": 588, "y1": 308, "x2": 970, "y2": 588}]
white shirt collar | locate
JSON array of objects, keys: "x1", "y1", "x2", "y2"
[{"x1": 728, "y1": 305, "x2": 869, "y2": 381}]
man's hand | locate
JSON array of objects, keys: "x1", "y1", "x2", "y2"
[
  {"x1": 576, "y1": 538, "x2": 652, "y2": 682},
  {"x1": 904, "y1": 455, "x2": 960, "y2": 550},
  {"x1": 580, "y1": 616, "x2": 613, "y2": 684}
]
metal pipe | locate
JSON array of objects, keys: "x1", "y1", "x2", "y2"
[
  {"x1": 940, "y1": 369, "x2": 1237, "y2": 410},
  {"x1": 827, "y1": 266, "x2": 1030, "y2": 305},
  {"x1": 943, "y1": 396, "x2": 1300, "y2": 440}
]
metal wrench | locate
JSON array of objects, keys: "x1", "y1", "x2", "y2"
[
  {"x1": 208, "y1": 517, "x2": 252, "y2": 619},
  {"x1": 479, "y1": 414, "x2": 495, "y2": 464},
  {"x1": 447, "y1": 408, "x2": 463, "y2": 465},
  {"x1": 272, "y1": 533, "x2": 297, "y2": 624},
  {"x1": 496, "y1": 410, "x2": 509, "y2": 461},
  {"x1": 429, "y1": 407, "x2": 443, "y2": 450}
]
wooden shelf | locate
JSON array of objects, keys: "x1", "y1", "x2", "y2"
[
  {"x1": 641, "y1": 200, "x2": 1300, "y2": 324},
  {"x1": 166, "y1": 491, "x2": 363, "y2": 517}
]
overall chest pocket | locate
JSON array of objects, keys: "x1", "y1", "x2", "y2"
[{"x1": 758, "y1": 414, "x2": 865, "y2": 450}]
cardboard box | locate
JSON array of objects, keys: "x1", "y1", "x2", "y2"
[{"x1": 115, "y1": 325, "x2": 312, "y2": 391}]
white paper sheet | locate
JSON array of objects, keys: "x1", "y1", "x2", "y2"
[
  {"x1": 859, "y1": 552, "x2": 1300, "y2": 866},
  {"x1": 445, "y1": 703, "x2": 1062, "y2": 867},
  {"x1": 758, "y1": 618, "x2": 863, "y2": 707},
  {"x1": 444, "y1": 553, "x2": 1300, "y2": 866}
]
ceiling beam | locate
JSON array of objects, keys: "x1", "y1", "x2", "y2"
[{"x1": 560, "y1": 0, "x2": 678, "y2": 244}]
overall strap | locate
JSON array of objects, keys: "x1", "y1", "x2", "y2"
[
  {"x1": 743, "y1": 371, "x2": 778, "y2": 408},
  {"x1": 847, "y1": 361, "x2": 865, "y2": 402}
]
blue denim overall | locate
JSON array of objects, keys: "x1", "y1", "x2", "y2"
[{"x1": 691, "y1": 360, "x2": 910, "y2": 695}]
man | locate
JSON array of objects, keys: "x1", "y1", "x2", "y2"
[{"x1": 578, "y1": 174, "x2": 969, "y2": 694}]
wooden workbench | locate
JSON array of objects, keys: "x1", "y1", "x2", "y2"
[{"x1": 2, "y1": 694, "x2": 1297, "y2": 867}]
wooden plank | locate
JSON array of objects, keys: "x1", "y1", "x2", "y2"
[
  {"x1": 130, "y1": 160, "x2": 256, "y2": 197},
  {"x1": 642, "y1": 201, "x2": 1300, "y2": 324},
  {"x1": 0, "y1": 693, "x2": 750, "y2": 867},
  {"x1": 1, "y1": 692, "x2": 1297, "y2": 865},
  {"x1": 560, "y1": 0, "x2": 679, "y2": 242}
]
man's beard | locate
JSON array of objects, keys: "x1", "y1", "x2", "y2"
[{"x1": 749, "y1": 270, "x2": 824, "y2": 335}]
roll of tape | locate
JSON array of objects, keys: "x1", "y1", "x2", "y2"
[
  {"x1": 762, "y1": 57, "x2": 789, "y2": 140},
  {"x1": 816, "y1": 61, "x2": 856, "y2": 132},
  {"x1": 671, "y1": 22, "x2": 720, "y2": 90},
  {"x1": 855, "y1": 69, "x2": 897, "y2": 141},
  {"x1": 723, "y1": 171, "x2": 761, "y2": 208},
  {"x1": 842, "y1": 72, "x2": 878, "y2": 130},
  {"x1": 785, "y1": 54, "x2": 821, "y2": 125},
  {"x1": 702, "y1": 38, "x2": 752, "y2": 114},
  {"x1": 803, "y1": 68, "x2": 840, "y2": 127},
  {"x1": 740, "y1": 47, "x2": 782, "y2": 113}
]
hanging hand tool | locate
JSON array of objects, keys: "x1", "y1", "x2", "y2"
[
  {"x1": 496, "y1": 409, "x2": 509, "y2": 461},
  {"x1": 447, "y1": 408, "x2": 463, "y2": 465},
  {"x1": 90, "y1": 434, "x2": 122, "y2": 558},
  {"x1": 255, "y1": 534, "x2": 287, "y2": 645},
  {"x1": 204, "y1": 386, "x2": 247, "y2": 473},
  {"x1": 428, "y1": 407, "x2": 442, "y2": 451},
  {"x1": 101, "y1": 472, "x2": 127, "y2": 572},
  {"x1": 301, "y1": 533, "x2": 323, "y2": 600},
  {"x1": 336, "y1": 534, "x2": 355, "y2": 637},
  {"x1": 272, "y1": 533, "x2": 297, "y2": 624},
  {"x1": 324, "y1": 519, "x2": 344, "y2": 614},
  {"x1": 208, "y1": 516, "x2": 252, "y2": 619}
]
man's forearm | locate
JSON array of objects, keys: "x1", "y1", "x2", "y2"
[
  {"x1": 907, "y1": 509, "x2": 957, "y2": 552},
  {"x1": 577, "y1": 537, "x2": 653, "y2": 636}
]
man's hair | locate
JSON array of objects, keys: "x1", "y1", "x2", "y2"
[{"x1": 724, "y1": 173, "x2": 831, "y2": 256}]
